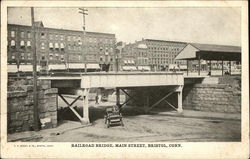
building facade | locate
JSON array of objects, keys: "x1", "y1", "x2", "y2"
[
  {"x1": 121, "y1": 39, "x2": 187, "y2": 71},
  {"x1": 143, "y1": 39, "x2": 187, "y2": 71},
  {"x1": 7, "y1": 22, "x2": 116, "y2": 71}
]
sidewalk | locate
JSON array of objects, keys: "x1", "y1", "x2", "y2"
[
  {"x1": 153, "y1": 110, "x2": 241, "y2": 121},
  {"x1": 8, "y1": 120, "x2": 85, "y2": 142}
]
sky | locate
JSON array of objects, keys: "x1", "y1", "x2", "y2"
[{"x1": 8, "y1": 7, "x2": 241, "y2": 46}]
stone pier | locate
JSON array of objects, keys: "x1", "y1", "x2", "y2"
[{"x1": 7, "y1": 77, "x2": 58, "y2": 133}]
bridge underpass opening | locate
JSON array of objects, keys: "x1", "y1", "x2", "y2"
[
  {"x1": 42, "y1": 72, "x2": 184, "y2": 125},
  {"x1": 55, "y1": 85, "x2": 183, "y2": 125}
]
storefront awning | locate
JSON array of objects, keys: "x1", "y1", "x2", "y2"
[
  {"x1": 48, "y1": 64, "x2": 66, "y2": 70},
  {"x1": 122, "y1": 66, "x2": 137, "y2": 71},
  {"x1": 179, "y1": 65, "x2": 187, "y2": 70},
  {"x1": 137, "y1": 66, "x2": 150, "y2": 71},
  {"x1": 68, "y1": 63, "x2": 86, "y2": 69},
  {"x1": 19, "y1": 65, "x2": 40, "y2": 72},
  {"x1": 87, "y1": 64, "x2": 100, "y2": 69},
  {"x1": 8, "y1": 65, "x2": 18, "y2": 73}
]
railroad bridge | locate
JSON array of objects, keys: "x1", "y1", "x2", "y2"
[{"x1": 39, "y1": 72, "x2": 205, "y2": 124}]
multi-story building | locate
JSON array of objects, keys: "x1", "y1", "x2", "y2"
[
  {"x1": 142, "y1": 39, "x2": 187, "y2": 71},
  {"x1": 121, "y1": 39, "x2": 187, "y2": 71},
  {"x1": 7, "y1": 22, "x2": 116, "y2": 72}
]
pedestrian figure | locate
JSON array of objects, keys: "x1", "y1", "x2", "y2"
[{"x1": 95, "y1": 93, "x2": 99, "y2": 104}]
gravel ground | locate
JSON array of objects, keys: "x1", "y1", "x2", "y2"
[{"x1": 39, "y1": 106, "x2": 240, "y2": 142}]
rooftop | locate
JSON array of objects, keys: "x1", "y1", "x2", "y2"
[
  {"x1": 191, "y1": 43, "x2": 241, "y2": 53},
  {"x1": 145, "y1": 39, "x2": 187, "y2": 44},
  {"x1": 8, "y1": 23, "x2": 115, "y2": 37}
]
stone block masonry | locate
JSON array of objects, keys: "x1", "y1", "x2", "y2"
[
  {"x1": 7, "y1": 77, "x2": 58, "y2": 133},
  {"x1": 183, "y1": 76, "x2": 241, "y2": 114}
]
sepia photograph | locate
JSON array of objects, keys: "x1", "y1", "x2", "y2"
[{"x1": 1, "y1": 1, "x2": 249, "y2": 159}]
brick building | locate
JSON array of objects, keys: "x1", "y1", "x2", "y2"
[
  {"x1": 7, "y1": 22, "x2": 116, "y2": 72},
  {"x1": 121, "y1": 39, "x2": 187, "y2": 71},
  {"x1": 142, "y1": 39, "x2": 187, "y2": 71}
]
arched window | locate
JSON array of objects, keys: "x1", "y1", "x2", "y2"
[
  {"x1": 55, "y1": 43, "x2": 59, "y2": 49},
  {"x1": 20, "y1": 32, "x2": 25, "y2": 38},
  {"x1": 60, "y1": 43, "x2": 64, "y2": 49},
  {"x1": 11, "y1": 40, "x2": 15, "y2": 47},
  {"x1": 27, "y1": 41, "x2": 31, "y2": 47},
  {"x1": 27, "y1": 32, "x2": 31, "y2": 38},
  {"x1": 41, "y1": 42, "x2": 45, "y2": 50},
  {"x1": 49, "y1": 43, "x2": 53, "y2": 49},
  {"x1": 11, "y1": 31, "x2": 15, "y2": 37},
  {"x1": 20, "y1": 41, "x2": 25, "y2": 47}
]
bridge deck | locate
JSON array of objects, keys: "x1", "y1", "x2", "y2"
[{"x1": 39, "y1": 72, "x2": 184, "y2": 88}]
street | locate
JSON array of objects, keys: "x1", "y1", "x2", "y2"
[{"x1": 8, "y1": 106, "x2": 240, "y2": 142}]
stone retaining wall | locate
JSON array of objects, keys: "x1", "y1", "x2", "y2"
[
  {"x1": 183, "y1": 76, "x2": 241, "y2": 113},
  {"x1": 7, "y1": 78, "x2": 58, "y2": 133}
]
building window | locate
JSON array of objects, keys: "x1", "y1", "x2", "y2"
[
  {"x1": 49, "y1": 34, "x2": 53, "y2": 40},
  {"x1": 55, "y1": 34, "x2": 58, "y2": 39},
  {"x1": 41, "y1": 54, "x2": 45, "y2": 60},
  {"x1": 27, "y1": 53, "x2": 31, "y2": 60},
  {"x1": 55, "y1": 43, "x2": 59, "y2": 49},
  {"x1": 41, "y1": 33, "x2": 45, "y2": 39},
  {"x1": 49, "y1": 54, "x2": 53, "y2": 60},
  {"x1": 60, "y1": 35, "x2": 64, "y2": 40},
  {"x1": 11, "y1": 31, "x2": 15, "y2": 37},
  {"x1": 78, "y1": 55, "x2": 81, "y2": 61},
  {"x1": 27, "y1": 41, "x2": 31, "y2": 48},
  {"x1": 60, "y1": 43, "x2": 64, "y2": 50},
  {"x1": 49, "y1": 43, "x2": 53, "y2": 49},
  {"x1": 10, "y1": 40, "x2": 15, "y2": 47},
  {"x1": 20, "y1": 31, "x2": 25, "y2": 38},
  {"x1": 21, "y1": 53, "x2": 25, "y2": 59},
  {"x1": 20, "y1": 41, "x2": 25, "y2": 49},
  {"x1": 67, "y1": 36, "x2": 71, "y2": 41},
  {"x1": 11, "y1": 55, "x2": 15, "y2": 59},
  {"x1": 100, "y1": 56, "x2": 103, "y2": 61},
  {"x1": 27, "y1": 31, "x2": 31, "y2": 38},
  {"x1": 41, "y1": 42, "x2": 45, "y2": 50},
  {"x1": 61, "y1": 55, "x2": 64, "y2": 61},
  {"x1": 110, "y1": 48, "x2": 113, "y2": 53}
]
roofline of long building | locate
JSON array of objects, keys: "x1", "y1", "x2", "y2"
[
  {"x1": 190, "y1": 43, "x2": 241, "y2": 48},
  {"x1": 144, "y1": 38, "x2": 187, "y2": 44},
  {"x1": 7, "y1": 23, "x2": 116, "y2": 37}
]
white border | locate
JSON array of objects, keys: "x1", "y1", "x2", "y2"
[{"x1": 1, "y1": 1, "x2": 249, "y2": 159}]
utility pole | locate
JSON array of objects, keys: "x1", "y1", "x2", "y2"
[
  {"x1": 31, "y1": 7, "x2": 39, "y2": 131},
  {"x1": 79, "y1": 8, "x2": 88, "y2": 74}
]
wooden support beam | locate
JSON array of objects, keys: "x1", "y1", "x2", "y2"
[
  {"x1": 82, "y1": 88, "x2": 90, "y2": 124},
  {"x1": 222, "y1": 60, "x2": 224, "y2": 76},
  {"x1": 163, "y1": 99, "x2": 178, "y2": 111},
  {"x1": 198, "y1": 54, "x2": 201, "y2": 76},
  {"x1": 177, "y1": 86, "x2": 183, "y2": 113},
  {"x1": 147, "y1": 88, "x2": 176, "y2": 111},
  {"x1": 58, "y1": 94, "x2": 83, "y2": 122},
  {"x1": 116, "y1": 88, "x2": 120, "y2": 107},
  {"x1": 186, "y1": 60, "x2": 189, "y2": 76},
  {"x1": 119, "y1": 98, "x2": 131, "y2": 109},
  {"x1": 209, "y1": 60, "x2": 212, "y2": 76},
  {"x1": 120, "y1": 88, "x2": 137, "y2": 104},
  {"x1": 229, "y1": 61, "x2": 231, "y2": 74}
]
